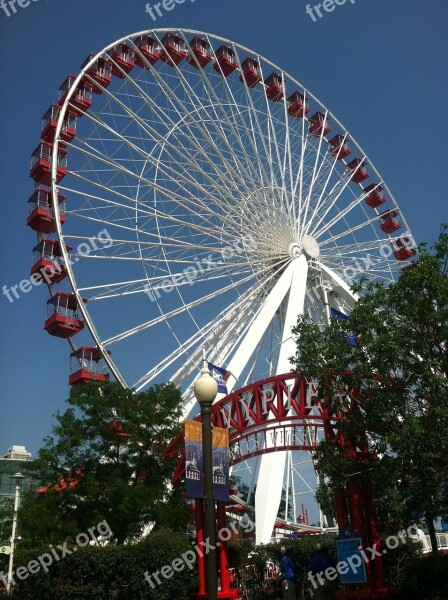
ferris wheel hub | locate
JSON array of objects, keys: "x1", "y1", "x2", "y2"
[
  {"x1": 302, "y1": 235, "x2": 320, "y2": 259},
  {"x1": 289, "y1": 242, "x2": 302, "y2": 258}
]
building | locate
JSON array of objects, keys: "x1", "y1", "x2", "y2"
[{"x1": 0, "y1": 446, "x2": 39, "y2": 500}]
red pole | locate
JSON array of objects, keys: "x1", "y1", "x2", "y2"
[
  {"x1": 363, "y1": 479, "x2": 386, "y2": 590},
  {"x1": 334, "y1": 488, "x2": 349, "y2": 528},
  {"x1": 195, "y1": 499, "x2": 206, "y2": 597},
  {"x1": 217, "y1": 501, "x2": 231, "y2": 594}
]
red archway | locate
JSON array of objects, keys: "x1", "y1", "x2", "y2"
[{"x1": 165, "y1": 372, "x2": 395, "y2": 599}]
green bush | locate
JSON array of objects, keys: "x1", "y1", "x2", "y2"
[
  {"x1": 399, "y1": 554, "x2": 448, "y2": 600},
  {"x1": 1, "y1": 529, "x2": 197, "y2": 600}
]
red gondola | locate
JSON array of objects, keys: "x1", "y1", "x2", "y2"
[
  {"x1": 59, "y1": 75, "x2": 92, "y2": 116},
  {"x1": 287, "y1": 91, "x2": 309, "y2": 119},
  {"x1": 264, "y1": 73, "x2": 285, "y2": 102},
  {"x1": 108, "y1": 44, "x2": 135, "y2": 78},
  {"x1": 160, "y1": 33, "x2": 187, "y2": 66},
  {"x1": 392, "y1": 236, "x2": 414, "y2": 261},
  {"x1": 81, "y1": 53, "x2": 112, "y2": 93},
  {"x1": 239, "y1": 58, "x2": 262, "y2": 88},
  {"x1": 27, "y1": 187, "x2": 66, "y2": 233},
  {"x1": 69, "y1": 347, "x2": 110, "y2": 386},
  {"x1": 308, "y1": 112, "x2": 331, "y2": 137},
  {"x1": 213, "y1": 45, "x2": 237, "y2": 77},
  {"x1": 187, "y1": 36, "x2": 212, "y2": 68},
  {"x1": 347, "y1": 158, "x2": 369, "y2": 183},
  {"x1": 379, "y1": 209, "x2": 402, "y2": 234},
  {"x1": 30, "y1": 142, "x2": 67, "y2": 186},
  {"x1": 328, "y1": 134, "x2": 351, "y2": 160},
  {"x1": 363, "y1": 183, "x2": 386, "y2": 208},
  {"x1": 41, "y1": 105, "x2": 77, "y2": 144},
  {"x1": 44, "y1": 292, "x2": 85, "y2": 338},
  {"x1": 30, "y1": 238, "x2": 70, "y2": 285},
  {"x1": 134, "y1": 35, "x2": 161, "y2": 68}
]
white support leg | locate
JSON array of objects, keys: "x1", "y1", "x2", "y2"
[{"x1": 255, "y1": 254, "x2": 308, "y2": 544}]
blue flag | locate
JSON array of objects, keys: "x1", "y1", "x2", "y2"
[
  {"x1": 208, "y1": 362, "x2": 231, "y2": 394},
  {"x1": 330, "y1": 308, "x2": 358, "y2": 346}
]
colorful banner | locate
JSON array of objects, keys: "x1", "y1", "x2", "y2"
[
  {"x1": 212, "y1": 427, "x2": 230, "y2": 502},
  {"x1": 185, "y1": 421, "x2": 230, "y2": 501},
  {"x1": 185, "y1": 420, "x2": 203, "y2": 499}
]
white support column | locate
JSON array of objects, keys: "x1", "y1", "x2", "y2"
[{"x1": 255, "y1": 254, "x2": 308, "y2": 544}]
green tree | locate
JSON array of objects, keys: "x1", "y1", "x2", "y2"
[
  {"x1": 18, "y1": 381, "x2": 191, "y2": 546},
  {"x1": 291, "y1": 226, "x2": 448, "y2": 550}
]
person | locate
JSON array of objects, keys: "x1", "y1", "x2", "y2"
[
  {"x1": 307, "y1": 544, "x2": 338, "y2": 600},
  {"x1": 280, "y1": 546, "x2": 296, "y2": 600}
]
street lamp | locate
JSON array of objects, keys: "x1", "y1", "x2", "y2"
[
  {"x1": 194, "y1": 353, "x2": 218, "y2": 600},
  {"x1": 7, "y1": 473, "x2": 26, "y2": 594}
]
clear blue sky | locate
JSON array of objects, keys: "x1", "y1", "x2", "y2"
[{"x1": 0, "y1": 0, "x2": 446, "y2": 457}]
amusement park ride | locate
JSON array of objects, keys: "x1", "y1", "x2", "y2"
[{"x1": 27, "y1": 29, "x2": 416, "y2": 598}]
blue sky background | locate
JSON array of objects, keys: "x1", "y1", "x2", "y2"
[{"x1": 0, "y1": 0, "x2": 446, "y2": 459}]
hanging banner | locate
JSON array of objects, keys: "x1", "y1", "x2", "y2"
[
  {"x1": 212, "y1": 427, "x2": 230, "y2": 502},
  {"x1": 185, "y1": 420, "x2": 203, "y2": 499}
]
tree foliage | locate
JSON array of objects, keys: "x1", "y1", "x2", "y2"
[
  {"x1": 291, "y1": 225, "x2": 448, "y2": 532},
  {"x1": 18, "y1": 381, "x2": 191, "y2": 546}
]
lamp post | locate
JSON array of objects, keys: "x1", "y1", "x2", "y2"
[
  {"x1": 7, "y1": 473, "x2": 26, "y2": 594},
  {"x1": 194, "y1": 355, "x2": 218, "y2": 600}
]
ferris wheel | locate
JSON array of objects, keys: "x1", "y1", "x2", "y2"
[{"x1": 28, "y1": 29, "x2": 415, "y2": 543}]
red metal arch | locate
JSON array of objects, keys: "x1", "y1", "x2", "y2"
[{"x1": 165, "y1": 372, "x2": 341, "y2": 485}]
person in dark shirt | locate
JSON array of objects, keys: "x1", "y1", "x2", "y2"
[
  {"x1": 307, "y1": 544, "x2": 338, "y2": 599},
  {"x1": 280, "y1": 546, "x2": 296, "y2": 600}
]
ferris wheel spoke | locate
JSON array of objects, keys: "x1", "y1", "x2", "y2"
[
  {"x1": 123, "y1": 38, "x2": 269, "y2": 205},
  {"x1": 303, "y1": 135, "x2": 350, "y2": 236},
  {"x1": 101, "y1": 257, "x2": 289, "y2": 347},
  {"x1": 71, "y1": 109, "x2": 244, "y2": 223},
  {"x1": 133, "y1": 284, "x2": 265, "y2": 391},
  {"x1": 299, "y1": 111, "x2": 331, "y2": 238},
  {"x1": 142, "y1": 36, "x2": 269, "y2": 200},
  {"x1": 66, "y1": 138, "x2": 254, "y2": 239}
]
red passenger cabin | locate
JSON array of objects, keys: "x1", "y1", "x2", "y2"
[
  {"x1": 27, "y1": 187, "x2": 66, "y2": 233},
  {"x1": 213, "y1": 45, "x2": 238, "y2": 77},
  {"x1": 69, "y1": 347, "x2": 110, "y2": 386},
  {"x1": 160, "y1": 33, "x2": 187, "y2": 66},
  {"x1": 328, "y1": 134, "x2": 351, "y2": 160},
  {"x1": 308, "y1": 112, "x2": 331, "y2": 137},
  {"x1": 81, "y1": 53, "x2": 112, "y2": 93},
  {"x1": 44, "y1": 292, "x2": 84, "y2": 338},
  {"x1": 363, "y1": 183, "x2": 386, "y2": 208},
  {"x1": 379, "y1": 209, "x2": 402, "y2": 234},
  {"x1": 30, "y1": 238, "x2": 70, "y2": 285},
  {"x1": 107, "y1": 44, "x2": 135, "y2": 78},
  {"x1": 59, "y1": 75, "x2": 92, "y2": 116},
  {"x1": 187, "y1": 36, "x2": 212, "y2": 68},
  {"x1": 30, "y1": 142, "x2": 67, "y2": 186},
  {"x1": 134, "y1": 35, "x2": 161, "y2": 68},
  {"x1": 41, "y1": 105, "x2": 77, "y2": 145},
  {"x1": 347, "y1": 158, "x2": 369, "y2": 183},
  {"x1": 287, "y1": 91, "x2": 309, "y2": 119},
  {"x1": 239, "y1": 58, "x2": 262, "y2": 88},
  {"x1": 392, "y1": 236, "x2": 414, "y2": 261},
  {"x1": 264, "y1": 73, "x2": 285, "y2": 102}
]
